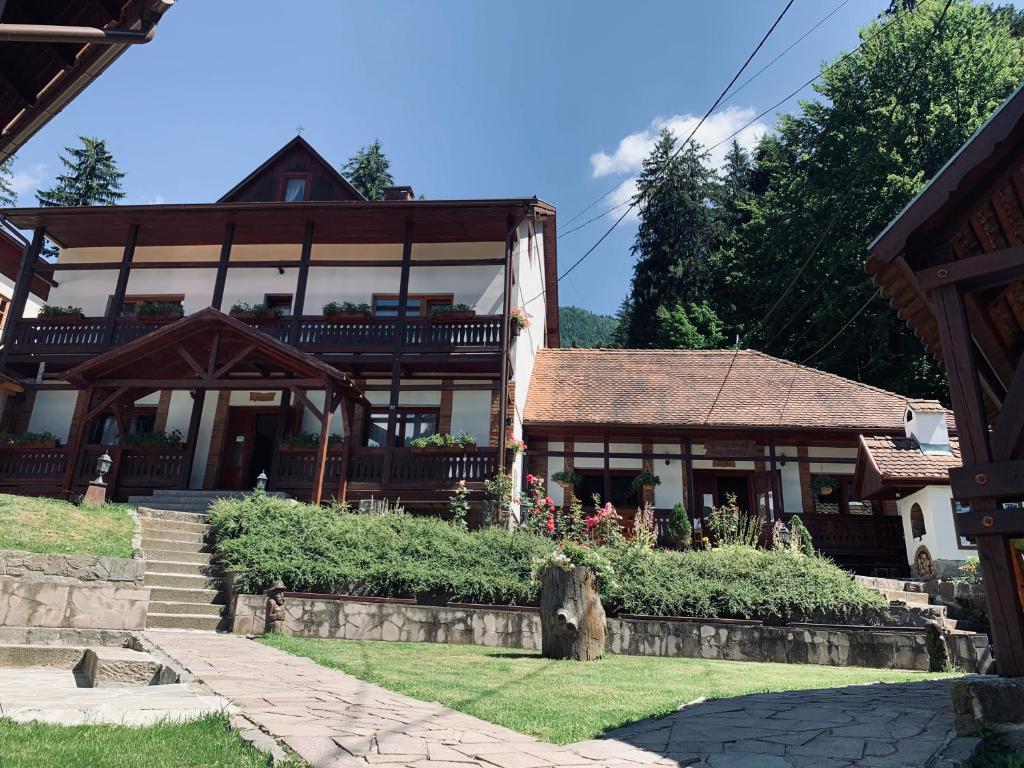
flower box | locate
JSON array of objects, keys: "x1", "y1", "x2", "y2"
[
  {"x1": 4, "y1": 438, "x2": 57, "y2": 449},
  {"x1": 137, "y1": 312, "x2": 183, "y2": 324},
  {"x1": 41, "y1": 312, "x2": 85, "y2": 322},
  {"x1": 409, "y1": 445, "x2": 477, "y2": 453},
  {"x1": 324, "y1": 311, "x2": 371, "y2": 321},
  {"x1": 430, "y1": 310, "x2": 476, "y2": 322}
]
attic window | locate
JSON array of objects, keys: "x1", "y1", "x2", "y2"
[{"x1": 280, "y1": 173, "x2": 311, "y2": 202}]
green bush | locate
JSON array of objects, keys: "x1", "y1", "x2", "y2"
[{"x1": 208, "y1": 494, "x2": 887, "y2": 621}]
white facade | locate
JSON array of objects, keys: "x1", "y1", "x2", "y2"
[{"x1": 897, "y1": 485, "x2": 971, "y2": 578}]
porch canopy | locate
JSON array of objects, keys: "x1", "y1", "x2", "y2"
[{"x1": 61, "y1": 307, "x2": 367, "y2": 503}]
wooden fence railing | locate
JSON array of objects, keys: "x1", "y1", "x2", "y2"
[{"x1": 9, "y1": 315, "x2": 505, "y2": 356}]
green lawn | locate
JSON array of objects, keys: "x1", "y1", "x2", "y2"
[
  {"x1": 260, "y1": 636, "x2": 957, "y2": 744},
  {"x1": 0, "y1": 493, "x2": 134, "y2": 558},
  {"x1": 0, "y1": 714, "x2": 298, "y2": 768}
]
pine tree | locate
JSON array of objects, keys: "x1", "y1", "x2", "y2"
[
  {"x1": 0, "y1": 159, "x2": 16, "y2": 207},
  {"x1": 36, "y1": 137, "x2": 125, "y2": 207},
  {"x1": 616, "y1": 129, "x2": 725, "y2": 348},
  {"x1": 718, "y1": 140, "x2": 753, "y2": 231},
  {"x1": 342, "y1": 140, "x2": 394, "y2": 201}
]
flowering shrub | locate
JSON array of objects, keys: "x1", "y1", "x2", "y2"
[
  {"x1": 632, "y1": 502, "x2": 657, "y2": 550},
  {"x1": 532, "y1": 540, "x2": 616, "y2": 589},
  {"x1": 448, "y1": 480, "x2": 471, "y2": 530},
  {"x1": 509, "y1": 307, "x2": 530, "y2": 330},
  {"x1": 707, "y1": 493, "x2": 763, "y2": 547},
  {"x1": 584, "y1": 496, "x2": 624, "y2": 547},
  {"x1": 506, "y1": 435, "x2": 527, "y2": 454},
  {"x1": 524, "y1": 474, "x2": 557, "y2": 538}
]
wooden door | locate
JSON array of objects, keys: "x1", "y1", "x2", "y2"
[{"x1": 218, "y1": 409, "x2": 257, "y2": 490}]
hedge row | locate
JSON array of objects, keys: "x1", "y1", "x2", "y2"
[{"x1": 208, "y1": 494, "x2": 887, "y2": 622}]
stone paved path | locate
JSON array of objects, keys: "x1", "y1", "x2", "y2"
[{"x1": 144, "y1": 630, "x2": 971, "y2": 768}]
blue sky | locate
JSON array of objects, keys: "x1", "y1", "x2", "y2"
[{"x1": 7, "y1": 0, "x2": 892, "y2": 314}]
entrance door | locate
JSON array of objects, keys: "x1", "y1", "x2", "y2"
[
  {"x1": 218, "y1": 408, "x2": 279, "y2": 490},
  {"x1": 693, "y1": 470, "x2": 754, "y2": 516}
]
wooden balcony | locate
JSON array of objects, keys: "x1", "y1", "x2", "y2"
[{"x1": 6, "y1": 314, "x2": 505, "y2": 358}]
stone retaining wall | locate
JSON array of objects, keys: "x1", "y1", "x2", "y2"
[
  {"x1": 0, "y1": 576, "x2": 149, "y2": 631},
  {"x1": 0, "y1": 549, "x2": 144, "y2": 586},
  {"x1": 231, "y1": 594, "x2": 986, "y2": 672}
]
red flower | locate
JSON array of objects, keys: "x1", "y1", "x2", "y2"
[
  {"x1": 548, "y1": 505, "x2": 556, "y2": 513},
  {"x1": 526, "y1": 474, "x2": 534, "y2": 484},
  {"x1": 544, "y1": 496, "x2": 553, "y2": 506},
  {"x1": 545, "y1": 514, "x2": 555, "y2": 533}
]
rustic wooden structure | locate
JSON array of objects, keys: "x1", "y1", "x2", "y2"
[
  {"x1": 867, "y1": 82, "x2": 1024, "y2": 676},
  {"x1": 59, "y1": 308, "x2": 367, "y2": 505},
  {"x1": 539, "y1": 565, "x2": 606, "y2": 661}
]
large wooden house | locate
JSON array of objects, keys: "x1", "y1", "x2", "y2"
[{"x1": 0, "y1": 137, "x2": 960, "y2": 574}]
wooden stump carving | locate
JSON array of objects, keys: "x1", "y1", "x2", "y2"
[{"x1": 539, "y1": 565, "x2": 606, "y2": 660}]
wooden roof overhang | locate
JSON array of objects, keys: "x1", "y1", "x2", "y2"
[
  {"x1": 63, "y1": 307, "x2": 367, "y2": 407},
  {"x1": 866, "y1": 82, "x2": 1024, "y2": 416},
  {"x1": 854, "y1": 436, "x2": 936, "y2": 500},
  {"x1": 4, "y1": 199, "x2": 556, "y2": 248},
  {"x1": 0, "y1": 0, "x2": 174, "y2": 164},
  {"x1": 521, "y1": 420, "x2": 895, "y2": 444}
]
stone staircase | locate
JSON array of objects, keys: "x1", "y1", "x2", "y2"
[
  {"x1": 128, "y1": 489, "x2": 255, "y2": 515},
  {"x1": 139, "y1": 507, "x2": 230, "y2": 632},
  {"x1": 856, "y1": 575, "x2": 959, "y2": 630}
]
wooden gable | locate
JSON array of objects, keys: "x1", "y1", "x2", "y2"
[{"x1": 218, "y1": 136, "x2": 365, "y2": 203}]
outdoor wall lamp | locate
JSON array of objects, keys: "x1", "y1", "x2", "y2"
[
  {"x1": 256, "y1": 471, "x2": 268, "y2": 491},
  {"x1": 94, "y1": 452, "x2": 113, "y2": 485},
  {"x1": 779, "y1": 453, "x2": 787, "y2": 467},
  {"x1": 778, "y1": 523, "x2": 792, "y2": 547}
]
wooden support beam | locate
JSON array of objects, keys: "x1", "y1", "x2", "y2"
[
  {"x1": 337, "y1": 400, "x2": 355, "y2": 503},
  {"x1": 497, "y1": 218, "x2": 514, "y2": 463},
  {"x1": 382, "y1": 221, "x2": 414, "y2": 488},
  {"x1": 206, "y1": 331, "x2": 221, "y2": 374},
  {"x1": 290, "y1": 221, "x2": 314, "y2": 344},
  {"x1": 684, "y1": 438, "x2": 695, "y2": 517},
  {"x1": 603, "y1": 436, "x2": 611, "y2": 504},
  {"x1": 991, "y1": 360, "x2": 1024, "y2": 461},
  {"x1": 83, "y1": 386, "x2": 129, "y2": 423},
  {"x1": 181, "y1": 390, "x2": 205, "y2": 490},
  {"x1": 211, "y1": 344, "x2": 256, "y2": 380},
  {"x1": 267, "y1": 389, "x2": 291, "y2": 491},
  {"x1": 0, "y1": 227, "x2": 43, "y2": 368},
  {"x1": 311, "y1": 384, "x2": 334, "y2": 505},
  {"x1": 976, "y1": 535, "x2": 1024, "y2": 676},
  {"x1": 106, "y1": 223, "x2": 138, "y2": 329},
  {"x1": 917, "y1": 244, "x2": 1024, "y2": 292},
  {"x1": 60, "y1": 387, "x2": 92, "y2": 495},
  {"x1": 210, "y1": 222, "x2": 234, "y2": 311},
  {"x1": 288, "y1": 386, "x2": 324, "y2": 424},
  {"x1": 175, "y1": 345, "x2": 206, "y2": 378}
]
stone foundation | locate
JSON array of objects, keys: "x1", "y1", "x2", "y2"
[
  {"x1": 952, "y1": 676, "x2": 1024, "y2": 737},
  {"x1": 0, "y1": 549, "x2": 144, "y2": 586},
  {"x1": 231, "y1": 593, "x2": 988, "y2": 672}
]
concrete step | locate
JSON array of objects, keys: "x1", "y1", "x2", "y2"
[
  {"x1": 144, "y1": 571, "x2": 223, "y2": 590},
  {"x1": 882, "y1": 590, "x2": 931, "y2": 605},
  {"x1": 856, "y1": 574, "x2": 926, "y2": 594},
  {"x1": 139, "y1": 526, "x2": 206, "y2": 544},
  {"x1": 80, "y1": 647, "x2": 162, "y2": 687},
  {"x1": 144, "y1": 548, "x2": 213, "y2": 565},
  {"x1": 146, "y1": 559, "x2": 221, "y2": 577},
  {"x1": 141, "y1": 503, "x2": 222, "y2": 513},
  {"x1": 136, "y1": 507, "x2": 209, "y2": 524},
  {"x1": 146, "y1": 613, "x2": 231, "y2": 632},
  {"x1": 0, "y1": 643, "x2": 85, "y2": 668},
  {"x1": 141, "y1": 537, "x2": 209, "y2": 554},
  {"x1": 137, "y1": 515, "x2": 209, "y2": 534},
  {"x1": 149, "y1": 600, "x2": 225, "y2": 617},
  {"x1": 148, "y1": 585, "x2": 224, "y2": 604}
]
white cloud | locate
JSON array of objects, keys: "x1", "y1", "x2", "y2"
[
  {"x1": 588, "y1": 106, "x2": 769, "y2": 222},
  {"x1": 10, "y1": 162, "x2": 48, "y2": 200},
  {"x1": 591, "y1": 106, "x2": 769, "y2": 178}
]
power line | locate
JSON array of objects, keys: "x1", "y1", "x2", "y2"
[
  {"x1": 801, "y1": 288, "x2": 881, "y2": 363},
  {"x1": 530, "y1": 0, "x2": 797, "y2": 304},
  {"x1": 743, "y1": 0, "x2": 948, "y2": 346},
  {"x1": 555, "y1": 0, "x2": 800, "y2": 232}
]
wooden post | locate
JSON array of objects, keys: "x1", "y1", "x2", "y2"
[
  {"x1": 181, "y1": 389, "x2": 206, "y2": 490},
  {"x1": 382, "y1": 221, "x2": 413, "y2": 489},
  {"x1": 602, "y1": 436, "x2": 611, "y2": 504},
  {"x1": 0, "y1": 227, "x2": 44, "y2": 367},
  {"x1": 210, "y1": 222, "x2": 235, "y2": 311},
  {"x1": 61, "y1": 387, "x2": 93, "y2": 495},
  {"x1": 497, "y1": 222, "x2": 514, "y2": 461},
  {"x1": 337, "y1": 399, "x2": 355, "y2": 503},
  {"x1": 290, "y1": 221, "x2": 314, "y2": 344},
  {"x1": 311, "y1": 385, "x2": 334, "y2": 505},
  {"x1": 105, "y1": 222, "x2": 139, "y2": 344},
  {"x1": 539, "y1": 564, "x2": 606, "y2": 661},
  {"x1": 684, "y1": 438, "x2": 695, "y2": 517},
  {"x1": 768, "y1": 440, "x2": 781, "y2": 520},
  {"x1": 268, "y1": 389, "x2": 291, "y2": 491}
]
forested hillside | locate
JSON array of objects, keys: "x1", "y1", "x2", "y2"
[{"x1": 558, "y1": 306, "x2": 618, "y2": 348}]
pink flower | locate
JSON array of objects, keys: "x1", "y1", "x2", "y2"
[
  {"x1": 585, "y1": 516, "x2": 598, "y2": 528},
  {"x1": 526, "y1": 474, "x2": 534, "y2": 484},
  {"x1": 548, "y1": 505, "x2": 556, "y2": 513},
  {"x1": 544, "y1": 497, "x2": 553, "y2": 506}
]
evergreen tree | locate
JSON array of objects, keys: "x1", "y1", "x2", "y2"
[
  {"x1": 342, "y1": 140, "x2": 394, "y2": 201},
  {"x1": 722, "y1": 0, "x2": 1024, "y2": 398},
  {"x1": 558, "y1": 306, "x2": 618, "y2": 348},
  {"x1": 654, "y1": 300, "x2": 726, "y2": 350},
  {"x1": 718, "y1": 140, "x2": 754, "y2": 231},
  {"x1": 36, "y1": 137, "x2": 125, "y2": 207},
  {"x1": 0, "y1": 159, "x2": 16, "y2": 207},
  {"x1": 616, "y1": 129, "x2": 725, "y2": 347}
]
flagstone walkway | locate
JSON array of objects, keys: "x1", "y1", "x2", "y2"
[{"x1": 143, "y1": 630, "x2": 978, "y2": 768}]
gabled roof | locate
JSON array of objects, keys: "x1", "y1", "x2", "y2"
[
  {"x1": 64, "y1": 307, "x2": 366, "y2": 405},
  {"x1": 218, "y1": 136, "x2": 366, "y2": 203},
  {"x1": 856, "y1": 434, "x2": 961, "y2": 498},
  {"x1": 524, "y1": 348, "x2": 941, "y2": 433}
]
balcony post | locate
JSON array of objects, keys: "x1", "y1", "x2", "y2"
[
  {"x1": 497, "y1": 219, "x2": 514, "y2": 462},
  {"x1": 337, "y1": 399, "x2": 355, "y2": 503},
  {"x1": 210, "y1": 222, "x2": 235, "y2": 311},
  {"x1": 181, "y1": 389, "x2": 206, "y2": 489},
  {"x1": 290, "y1": 221, "x2": 314, "y2": 345},
  {"x1": 311, "y1": 384, "x2": 334, "y2": 505},
  {"x1": 105, "y1": 223, "x2": 139, "y2": 344},
  {"x1": 382, "y1": 221, "x2": 414, "y2": 488},
  {"x1": 267, "y1": 388, "x2": 291, "y2": 491},
  {"x1": 0, "y1": 226, "x2": 44, "y2": 369}
]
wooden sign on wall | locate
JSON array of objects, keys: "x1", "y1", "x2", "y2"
[{"x1": 704, "y1": 440, "x2": 758, "y2": 459}]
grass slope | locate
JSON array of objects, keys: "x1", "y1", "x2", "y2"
[
  {"x1": 0, "y1": 714, "x2": 289, "y2": 768},
  {"x1": 261, "y1": 636, "x2": 955, "y2": 744},
  {"x1": 0, "y1": 493, "x2": 134, "y2": 558}
]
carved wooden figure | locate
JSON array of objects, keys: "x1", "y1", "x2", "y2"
[{"x1": 539, "y1": 565, "x2": 605, "y2": 661}]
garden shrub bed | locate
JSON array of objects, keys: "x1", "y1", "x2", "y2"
[{"x1": 208, "y1": 494, "x2": 887, "y2": 623}]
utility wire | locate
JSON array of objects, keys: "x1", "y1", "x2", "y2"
[
  {"x1": 530, "y1": 0, "x2": 797, "y2": 304},
  {"x1": 801, "y1": 288, "x2": 881, "y2": 363}
]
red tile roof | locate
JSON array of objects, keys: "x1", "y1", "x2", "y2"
[
  {"x1": 856, "y1": 434, "x2": 961, "y2": 497},
  {"x1": 524, "y1": 349, "x2": 945, "y2": 432}
]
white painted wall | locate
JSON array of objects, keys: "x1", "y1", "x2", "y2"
[
  {"x1": 898, "y1": 485, "x2": 970, "y2": 572},
  {"x1": 27, "y1": 389, "x2": 77, "y2": 441}
]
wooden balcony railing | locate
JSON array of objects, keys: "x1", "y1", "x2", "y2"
[
  {"x1": 7, "y1": 315, "x2": 505, "y2": 356},
  {"x1": 779, "y1": 512, "x2": 905, "y2": 554}
]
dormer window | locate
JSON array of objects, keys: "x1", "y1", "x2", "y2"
[{"x1": 279, "y1": 173, "x2": 311, "y2": 202}]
